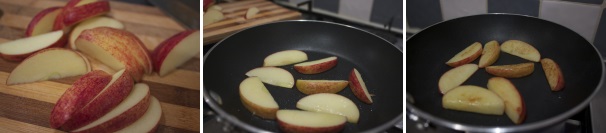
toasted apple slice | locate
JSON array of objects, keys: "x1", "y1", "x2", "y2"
[
  {"x1": 277, "y1": 110, "x2": 346, "y2": 133},
  {"x1": 501, "y1": 40, "x2": 540, "y2": 62},
  {"x1": 488, "y1": 77, "x2": 526, "y2": 124},
  {"x1": 297, "y1": 93, "x2": 359, "y2": 123},
  {"x1": 446, "y1": 42, "x2": 482, "y2": 67},
  {"x1": 349, "y1": 68, "x2": 372, "y2": 104},
  {"x1": 438, "y1": 64, "x2": 478, "y2": 94},
  {"x1": 246, "y1": 67, "x2": 294, "y2": 88},
  {"x1": 245, "y1": 7, "x2": 260, "y2": 19},
  {"x1": 486, "y1": 63, "x2": 534, "y2": 78},
  {"x1": 479, "y1": 40, "x2": 500, "y2": 68},
  {"x1": 541, "y1": 58, "x2": 565, "y2": 91},
  {"x1": 294, "y1": 56, "x2": 337, "y2": 74},
  {"x1": 443, "y1": 85, "x2": 504, "y2": 115},
  {"x1": 240, "y1": 77, "x2": 279, "y2": 119},
  {"x1": 296, "y1": 80, "x2": 348, "y2": 95},
  {"x1": 263, "y1": 50, "x2": 308, "y2": 66}
]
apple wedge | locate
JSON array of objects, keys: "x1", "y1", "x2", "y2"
[
  {"x1": 501, "y1": 40, "x2": 541, "y2": 62},
  {"x1": 349, "y1": 68, "x2": 373, "y2": 104},
  {"x1": 245, "y1": 67, "x2": 294, "y2": 88},
  {"x1": 55, "y1": 0, "x2": 111, "y2": 29},
  {"x1": 297, "y1": 93, "x2": 360, "y2": 123},
  {"x1": 487, "y1": 77, "x2": 526, "y2": 124},
  {"x1": 69, "y1": 16, "x2": 124, "y2": 50},
  {"x1": 263, "y1": 50, "x2": 308, "y2": 66},
  {"x1": 296, "y1": 80, "x2": 348, "y2": 95},
  {"x1": 25, "y1": 7, "x2": 63, "y2": 36},
  {"x1": 245, "y1": 7, "x2": 260, "y2": 19},
  {"x1": 49, "y1": 70, "x2": 112, "y2": 129},
  {"x1": 115, "y1": 96, "x2": 162, "y2": 133},
  {"x1": 442, "y1": 85, "x2": 505, "y2": 115},
  {"x1": 277, "y1": 110, "x2": 346, "y2": 133},
  {"x1": 479, "y1": 40, "x2": 500, "y2": 68},
  {"x1": 294, "y1": 56, "x2": 337, "y2": 74},
  {"x1": 541, "y1": 58, "x2": 565, "y2": 91},
  {"x1": 240, "y1": 77, "x2": 279, "y2": 119},
  {"x1": 203, "y1": 9, "x2": 224, "y2": 26},
  {"x1": 0, "y1": 30, "x2": 65, "y2": 62},
  {"x1": 59, "y1": 69, "x2": 134, "y2": 131},
  {"x1": 438, "y1": 64, "x2": 478, "y2": 94},
  {"x1": 7, "y1": 48, "x2": 91, "y2": 85},
  {"x1": 151, "y1": 30, "x2": 200, "y2": 76},
  {"x1": 446, "y1": 42, "x2": 482, "y2": 67},
  {"x1": 486, "y1": 63, "x2": 534, "y2": 78},
  {"x1": 71, "y1": 83, "x2": 151, "y2": 133}
]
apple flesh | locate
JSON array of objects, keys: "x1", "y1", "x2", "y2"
[
  {"x1": 487, "y1": 77, "x2": 526, "y2": 124},
  {"x1": 0, "y1": 30, "x2": 65, "y2": 62},
  {"x1": 7, "y1": 48, "x2": 91, "y2": 85},
  {"x1": 276, "y1": 110, "x2": 346, "y2": 133},
  {"x1": 245, "y1": 7, "x2": 260, "y2": 19},
  {"x1": 501, "y1": 40, "x2": 541, "y2": 62},
  {"x1": 25, "y1": 7, "x2": 63, "y2": 36},
  {"x1": 56, "y1": 0, "x2": 111, "y2": 28},
  {"x1": 240, "y1": 77, "x2": 279, "y2": 119},
  {"x1": 69, "y1": 16, "x2": 124, "y2": 50},
  {"x1": 296, "y1": 93, "x2": 359, "y2": 123},
  {"x1": 479, "y1": 40, "x2": 500, "y2": 68},
  {"x1": 485, "y1": 63, "x2": 534, "y2": 78},
  {"x1": 203, "y1": 9, "x2": 224, "y2": 26},
  {"x1": 245, "y1": 67, "x2": 295, "y2": 88},
  {"x1": 296, "y1": 80, "x2": 348, "y2": 95},
  {"x1": 203, "y1": 0, "x2": 215, "y2": 12},
  {"x1": 442, "y1": 85, "x2": 505, "y2": 115},
  {"x1": 151, "y1": 30, "x2": 200, "y2": 76},
  {"x1": 438, "y1": 64, "x2": 478, "y2": 94},
  {"x1": 294, "y1": 56, "x2": 337, "y2": 74},
  {"x1": 541, "y1": 58, "x2": 565, "y2": 91},
  {"x1": 446, "y1": 42, "x2": 482, "y2": 67},
  {"x1": 115, "y1": 96, "x2": 162, "y2": 133},
  {"x1": 71, "y1": 83, "x2": 151, "y2": 133},
  {"x1": 263, "y1": 50, "x2": 308, "y2": 66},
  {"x1": 349, "y1": 68, "x2": 373, "y2": 104}
]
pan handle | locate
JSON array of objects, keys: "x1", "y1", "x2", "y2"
[{"x1": 406, "y1": 92, "x2": 436, "y2": 131}]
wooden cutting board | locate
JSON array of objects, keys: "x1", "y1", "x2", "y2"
[
  {"x1": 203, "y1": 0, "x2": 302, "y2": 45},
  {"x1": 0, "y1": 0, "x2": 199, "y2": 132}
]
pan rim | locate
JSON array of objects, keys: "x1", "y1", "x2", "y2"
[
  {"x1": 405, "y1": 13, "x2": 605, "y2": 132},
  {"x1": 203, "y1": 20, "x2": 404, "y2": 132}
]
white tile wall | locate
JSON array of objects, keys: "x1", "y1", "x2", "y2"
[
  {"x1": 440, "y1": 0, "x2": 488, "y2": 20},
  {"x1": 540, "y1": 1, "x2": 602, "y2": 42},
  {"x1": 338, "y1": 0, "x2": 374, "y2": 21}
]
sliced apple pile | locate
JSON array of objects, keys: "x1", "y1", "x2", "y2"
[
  {"x1": 294, "y1": 56, "x2": 337, "y2": 74},
  {"x1": 446, "y1": 42, "x2": 482, "y2": 67},
  {"x1": 501, "y1": 40, "x2": 541, "y2": 62},
  {"x1": 263, "y1": 50, "x2": 308, "y2": 66},
  {"x1": 438, "y1": 64, "x2": 478, "y2": 94},
  {"x1": 69, "y1": 16, "x2": 124, "y2": 50},
  {"x1": 246, "y1": 67, "x2": 295, "y2": 88},
  {"x1": 296, "y1": 80, "x2": 348, "y2": 95},
  {"x1": 7, "y1": 48, "x2": 91, "y2": 85},
  {"x1": 487, "y1": 77, "x2": 526, "y2": 124},
  {"x1": 240, "y1": 77, "x2": 279, "y2": 119},
  {"x1": 349, "y1": 68, "x2": 373, "y2": 104},
  {"x1": 479, "y1": 40, "x2": 500, "y2": 68},
  {"x1": 485, "y1": 62, "x2": 534, "y2": 78},
  {"x1": 152, "y1": 30, "x2": 200, "y2": 76},
  {"x1": 442, "y1": 85, "x2": 505, "y2": 115},
  {"x1": 25, "y1": 7, "x2": 64, "y2": 36},
  {"x1": 0, "y1": 31, "x2": 65, "y2": 62},
  {"x1": 297, "y1": 93, "x2": 360, "y2": 123},
  {"x1": 277, "y1": 110, "x2": 346, "y2": 133},
  {"x1": 541, "y1": 58, "x2": 565, "y2": 91}
]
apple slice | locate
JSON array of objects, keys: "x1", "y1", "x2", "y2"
[
  {"x1": 479, "y1": 40, "x2": 500, "y2": 68},
  {"x1": 487, "y1": 77, "x2": 526, "y2": 124},
  {"x1": 245, "y1": 67, "x2": 294, "y2": 88},
  {"x1": 294, "y1": 56, "x2": 337, "y2": 74},
  {"x1": 245, "y1": 7, "x2": 260, "y2": 19},
  {"x1": 442, "y1": 85, "x2": 505, "y2": 115},
  {"x1": 277, "y1": 110, "x2": 346, "y2": 133},
  {"x1": 0, "y1": 30, "x2": 65, "y2": 62},
  {"x1": 501, "y1": 40, "x2": 541, "y2": 62},
  {"x1": 438, "y1": 64, "x2": 478, "y2": 94},
  {"x1": 203, "y1": 9, "x2": 224, "y2": 26},
  {"x1": 541, "y1": 58, "x2": 565, "y2": 91},
  {"x1": 115, "y1": 96, "x2": 162, "y2": 133},
  {"x1": 7, "y1": 48, "x2": 91, "y2": 85},
  {"x1": 263, "y1": 50, "x2": 308, "y2": 66},
  {"x1": 203, "y1": 0, "x2": 215, "y2": 12},
  {"x1": 240, "y1": 77, "x2": 279, "y2": 119},
  {"x1": 71, "y1": 83, "x2": 151, "y2": 132},
  {"x1": 49, "y1": 70, "x2": 112, "y2": 129},
  {"x1": 59, "y1": 69, "x2": 134, "y2": 131},
  {"x1": 296, "y1": 80, "x2": 348, "y2": 95},
  {"x1": 297, "y1": 93, "x2": 360, "y2": 123},
  {"x1": 486, "y1": 63, "x2": 534, "y2": 78},
  {"x1": 69, "y1": 16, "x2": 124, "y2": 50},
  {"x1": 25, "y1": 7, "x2": 63, "y2": 36},
  {"x1": 446, "y1": 42, "x2": 482, "y2": 67},
  {"x1": 349, "y1": 68, "x2": 373, "y2": 104},
  {"x1": 55, "y1": 0, "x2": 111, "y2": 28},
  {"x1": 152, "y1": 30, "x2": 200, "y2": 76}
]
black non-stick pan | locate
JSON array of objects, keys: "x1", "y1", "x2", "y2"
[
  {"x1": 203, "y1": 21, "x2": 403, "y2": 132},
  {"x1": 406, "y1": 14, "x2": 604, "y2": 132}
]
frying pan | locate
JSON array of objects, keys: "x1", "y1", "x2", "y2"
[
  {"x1": 406, "y1": 14, "x2": 604, "y2": 132},
  {"x1": 203, "y1": 20, "x2": 403, "y2": 132}
]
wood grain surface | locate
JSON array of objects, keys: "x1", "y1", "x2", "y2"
[{"x1": 0, "y1": 0, "x2": 200, "y2": 132}]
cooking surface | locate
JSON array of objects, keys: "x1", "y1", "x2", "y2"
[{"x1": 0, "y1": 0, "x2": 199, "y2": 132}]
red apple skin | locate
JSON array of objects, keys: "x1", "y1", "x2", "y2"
[
  {"x1": 60, "y1": 71, "x2": 134, "y2": 131},
  {"x1": 73, "y1": 92, "x2": 150, "y2": 133},
  {"x1": 25, "y1": 7, "x2": 63, "y2": 36},
  {"x1": 203, "y1": 0, "x2": 215, "y2": 11},
  {"x1": 277, "y1": 119, "x2": 345, "y2": 133},
  {"x1": 349, "y1": 69, "x2": 372, "y2": 104},
  {"x1": 0, "y1": 35, "x2": 68, "y2": 62},
  {"x1": 55, "y1": 0, "x2": 110, "y2": 29},
  {"x1": 151, "y1": 30, "x2": 197, "y2": 73},
  {"x1": 49, "y1": 70, "x2": 112, "y2": 129},
  {"x1": 294, "y1": 59, "x2": 337, "y2": 74}
]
